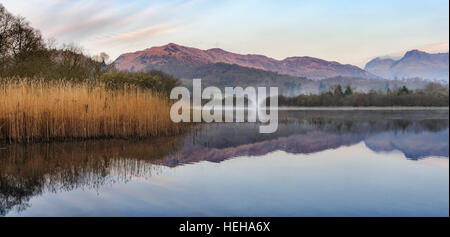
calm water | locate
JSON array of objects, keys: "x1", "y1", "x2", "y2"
[{"x1": 1, "y1": 110, "x2": 448, "y2": 217}]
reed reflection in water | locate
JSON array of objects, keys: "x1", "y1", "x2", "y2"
[
  {"x1": 0, "y1": 109, "x2": 448, "y2": 216},
  {"x1": 0, "y1": 137, "x2": 183, "y2": 216}
]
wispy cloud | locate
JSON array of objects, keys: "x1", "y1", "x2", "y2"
[
  {"x1": 92, "y1": 24, "x2": 178, "y2": 46},
  {"x1": 0, "y1": 0, "x2": 196, "y2": 56},
  {"x1": 418, "y1": 41, "x2": 449, "y2": 53},
  {"x1": 2, "y1": 0, "x2": 127, "y2": 40},
  {"x1": 49, "y1": 15, "x2": 116, "y2": 38},
  {"x1": 1, "y1": 0, "x2": 447, "y2": 65}
]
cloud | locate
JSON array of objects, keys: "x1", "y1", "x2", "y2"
[
  {"x1": 418, "y1": 41, "x2": 449, "y2": 53},
  {"x1": 91, "y1": 24, "x2": 178, "y2": 46},
  {"x1": 1, "y1": 0, "x2": 196, "y2": 58},
  {"x1": 49, "y1": 15, "x2": 116, "y2": 39},
  {"x1": 1, "y1": 0, "x2": 123, "y2": 40},
  {"x1": 3, "y1": 0, "x2": 446, "y2": 66}
]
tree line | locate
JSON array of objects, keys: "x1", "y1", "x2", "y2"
[{"x1": 276, "y1": 83, "x2": 449, "y2": 107}]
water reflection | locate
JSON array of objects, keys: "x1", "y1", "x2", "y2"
[
  {"x1": 0, "y1": 137, "x2": 182, "y2": 216},
  {"x1": 0, "y1": 110, "x2": 448, "y2": 216},
  {"x1": 163, "y1": 110, "x2": 449, "y2": 166}
]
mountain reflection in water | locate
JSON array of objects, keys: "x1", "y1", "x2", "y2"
[{"x1": 0, "y1": 110, "x2": 448, "y2": 216}]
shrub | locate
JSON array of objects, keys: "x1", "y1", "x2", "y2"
[{"x1": 99, "y1": 71, "x2": 180, "y2": 95}]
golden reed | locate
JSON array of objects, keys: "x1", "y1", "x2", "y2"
[{"x1": 0, "y1": 78, "x2": 183, "y2": 143}]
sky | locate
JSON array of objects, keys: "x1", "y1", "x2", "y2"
[{"x1": 1, "y1": 0, "x2": 449, "y2": 67}]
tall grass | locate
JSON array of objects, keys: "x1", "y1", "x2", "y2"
[{"x1": 0, "y1": 78, "x2": 183, "y2": 143}]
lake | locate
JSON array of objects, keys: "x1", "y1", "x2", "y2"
[{"x1": 1, "y1": 109, "x2": 448, "y2": 217}]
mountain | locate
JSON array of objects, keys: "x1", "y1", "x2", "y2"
[
  {"x1": 116, "y1": 47, "x2": 432, "y2": 96},
  {"x1": 112, "y1": 44, "x2": 439, "y2": 95},
  {"x1": 365, "y1": 50, "x2": 449, "y2": 83},
  {"x1": 113, "y1": 43, "x2": 374, "y2": 80}
]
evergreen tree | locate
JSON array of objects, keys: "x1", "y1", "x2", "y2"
[
  {"x1": 344, "y1": 85, "x2": 353, "y2": 96},
  {"x1": 333, "y1": 84, "x2": 344, "y2": 97},
  {"x1": 397, "y1": 86, "x2": 410, "y2": 95}
]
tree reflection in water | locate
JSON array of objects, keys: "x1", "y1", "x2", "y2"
[
  {"x1": 0, "y1": 137, "x2": 183, "y2": 216},
  {"x1": 0, "y1": 109, "x2": 448, "y2": 215}
]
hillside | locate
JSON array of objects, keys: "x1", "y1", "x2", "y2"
[{"x1": 113, "y1": 43, "x2": 375, "y2": 80}]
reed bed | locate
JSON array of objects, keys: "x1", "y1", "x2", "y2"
[{"x1": 0, "y1": 78, "x2": 183, "y2": 143}]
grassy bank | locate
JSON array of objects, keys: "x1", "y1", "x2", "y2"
[{"x1": 0, "y1": 78, "x2": 183, "y2": 143}]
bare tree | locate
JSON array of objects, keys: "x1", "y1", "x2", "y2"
[
  {"x1": 92, "y1": 52, "x2": 110, "y2": 64},
  {"x1": 0, "y1": 4, "x2": 46, "y2": 76}
]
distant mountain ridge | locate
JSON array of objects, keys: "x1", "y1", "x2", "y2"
[
  {"x1": 113, "y1": 43, "x2": 374, "y2": 80},
  {"x1": 365, "y1": 50, "x2": 449, "y2": 83},
  {"x1": 112, "y1": 44, "x2": 446, "y2": 95}
]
